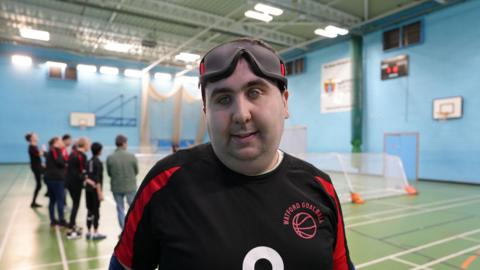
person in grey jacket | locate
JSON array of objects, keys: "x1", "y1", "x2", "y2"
[{"x1": 106, "y1": 134, "x2": 138, "y2": 229}]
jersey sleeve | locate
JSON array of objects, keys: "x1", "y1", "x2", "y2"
[
  {"x1": 315, "y1": 176, "x2": 355, "y2": 270},
  {"x1": 111, "y1": 166, "x2": 181, "y2": 269}
]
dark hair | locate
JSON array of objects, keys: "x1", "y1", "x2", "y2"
[
  {"x1": 200, "y1": 37, "x2": 285, "y2": 103},
  {"x1": 25, "y1": 133, "x2": 32, "y2": 142},
  {"x1": 49, "y1": 137, "x2": 59, "y2": 147},
  {"x1": 91, "y1": 142, "x2": 103, "y2": 156},
  {"x1": 62, "y1": 134, "x2": 71, "y2": 141},
  {"x1": 115, "y1": 135, "x2": 128, "y2": 147}
]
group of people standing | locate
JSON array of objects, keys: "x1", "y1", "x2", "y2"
[{"x1": 25, "y1": 133, "x2": 139, "y2": 241}]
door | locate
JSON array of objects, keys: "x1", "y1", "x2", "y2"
[{"x1": 384, "y1": 133, "x2": 419, "y2": 183}]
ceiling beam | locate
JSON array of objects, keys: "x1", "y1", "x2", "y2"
[
  {"x1": 60, "y1": 0, "x2": 306, "y2": 47},
  {"x1": 261, "y1": 0, "x2": 362, "y2": 27}
]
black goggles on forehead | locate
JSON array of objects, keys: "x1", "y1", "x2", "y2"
[{"x1": 199, "y1": 42, "x2": 288, "y2": 90}]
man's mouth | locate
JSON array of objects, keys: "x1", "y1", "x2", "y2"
[{"x1": 231, "y1": 131, "x2": 259, "y2": 140}]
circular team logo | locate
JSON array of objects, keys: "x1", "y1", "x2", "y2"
[
  {"x1": 283, "y1": 201, "x2": 324, "y2": 239},
  {"x1": 291, "y1": 212, "x2": 317, "y2": 239}
]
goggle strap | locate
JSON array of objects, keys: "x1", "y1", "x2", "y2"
[{"x1": 199, "y1": 62, "x2": 205, "y2": 75}]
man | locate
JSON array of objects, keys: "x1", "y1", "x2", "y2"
[
  {"x1": 107, "y1": 135, "x2": 139, "y2": 230},
  {"x1": 109, "y1": 38, "x2": 355, "y2": 270},
  {"x1": 65, "y1": 137, "x2": 90, "y2": 239}
]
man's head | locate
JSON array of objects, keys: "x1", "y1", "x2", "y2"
[
  {"x1": 91, "y1": 142, "x2": 103, "y2": 156},
  {"x1": 199, "y1": 38, "x2": 287, "y2": 103},
  {"x1": 200, "y1": 38, "x2": 289, "y2": 175},
  {"x1": 115, "y1": 134, "x2": 128, "y2": 148},
  {"x1": 76, "y1": 137, "x2": 90, "y2": 152},
  {"x1": 62, "y1": 134, "x2": 72, "y2": 147}
]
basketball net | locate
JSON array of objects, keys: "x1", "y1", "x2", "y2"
[
  {"x1": 79, "y1": 119, "x2": 87, "y2": 130},
  {"x1": 438, "y1": 112, "x2": 450, "y2": 122}
]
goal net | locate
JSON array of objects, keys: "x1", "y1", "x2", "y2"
[{"x1": 294, "y1": 152, "x2": 415, "y2": 203}]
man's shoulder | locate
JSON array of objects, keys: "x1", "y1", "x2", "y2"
[
  {"x1": 283, "y1": 152, "x2": 332, "y2": 182},
  {"x1": 143, "y1": 143, "x2": 214, "y2": 181}
]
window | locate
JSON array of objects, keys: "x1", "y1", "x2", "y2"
[
  {"x1": 285, "y1": 58, "x2": 305, "y2": 76},
  {"x1": 383, "y1": 20, "x2": 422, "y2": 51},
  {"x1": 402, "y1": 21, "x2": 421, "y2": 46},
  {"x1": 383, "y1": 28, "x2": 400, "y2": 50}
]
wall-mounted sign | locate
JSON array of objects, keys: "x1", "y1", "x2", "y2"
[{"x1": 381, "y1": 55, "x2": 408, "y2": 80}]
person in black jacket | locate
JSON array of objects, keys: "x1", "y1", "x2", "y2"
[
  {"x1": 44, "y1": 137, "x2": 67, "y2": 227},
  {"x1": 66, "y1": 137, "x2": 91, "y2": 239},
  {"x1": 85, "y1": 142, "x2": 106, "y2": 240},
  {"x1": 25, "y1": 132, "x2": 45, "y2": 208}
]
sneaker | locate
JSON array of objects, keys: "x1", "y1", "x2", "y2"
[
  {"x1": 30, "y1": 202, "x2": 42, "y2": 208},
  {"x1": 50, "y1": 220, "x2": 59, "y2": 227},
  {"x1": 66, "y1": 230, "x2": 81, "y2": 240},
  {"x1": 86, "y1": 232, "x2": 92, "y2": 240},
  {"x1": 58, "y1": 220, "x2": 69, "y2": 228},
  {"x1": 92, "y1": 233, "x2": 106, "y2": 240}
]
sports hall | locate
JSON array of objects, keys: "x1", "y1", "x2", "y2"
[{"x1": 1, "y1": 0, "x2": 479, "y2": 269}]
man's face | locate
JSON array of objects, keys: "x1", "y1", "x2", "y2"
[
  {"x1": 63, "y1": 138, "x2": 71, "y2": 147},
  {"x1": 204, "y1": 58, "x2": 289, "y2": 174}
]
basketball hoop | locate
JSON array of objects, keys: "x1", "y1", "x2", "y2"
[
  {"x1": 79, "y1": 119, "x2": 88, "y2": 130},
  {"x1": 438, "y1": 111, "x2": 450, "y2": 122}
]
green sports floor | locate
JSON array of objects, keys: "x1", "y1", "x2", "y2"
[{"x1": 1, "y1": 164, "x2": 480, "y2": 270}]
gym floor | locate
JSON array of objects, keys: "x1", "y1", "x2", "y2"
[{"x1": 1, "y1": 164, "x2": 479, "y2": 270}]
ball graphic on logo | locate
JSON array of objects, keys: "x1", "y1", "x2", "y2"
[{"x1": 292, "y1": 212, "x2": 317, "y2": 239}]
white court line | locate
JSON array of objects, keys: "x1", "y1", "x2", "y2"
[
  {"x1": 347, "y1": 198, "x2": 480, "y2": 228},
  {"x1": 9, "y1": 254, "x2": 111, "y2": 270},
  {"x1": 391, "y1": 257, "x2": 433, "y2": 270},
  {"x1": 356, "y1": 227, "x2": 480, "y2": 268},
  {"x1": 0, "y1": 204, "x2": 20, "y2": 261},
  {"x1": 460, "y1": 236, "x2": 480, "y2": 244},
  {"x1": 21, "y1": 169, "x2": 30, "y2": 191},
  {"x1": 54, "y1": 226, "x2": 69, "y2": 270},
  {"x1": 105, "y1": 195, "x2": 116, "y2": 206},
  {"x1": 410, "y1": 244, "x2": 480, "y2": 270},
  {"x1": 345, "y1": 194, "x2": 480, "y2": 222}
]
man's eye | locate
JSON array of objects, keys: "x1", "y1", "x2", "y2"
[
  {"x1": 216, "y1": 96, "x2": 231, "y2": 105},
  {"x1": 248, "y1": 89, "x2": 261, "y2": 99}
]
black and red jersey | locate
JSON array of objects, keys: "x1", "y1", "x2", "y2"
[
  {"x1": 111, "y1": 143, "x2": 354, "y2": 270},
  {"x1": 66, "y1": 151, "x2": 87, "y2": 190}
]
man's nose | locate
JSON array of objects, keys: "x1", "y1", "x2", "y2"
[{"x1": 232, "y1": 97, "x2": 252, "y2": 125}]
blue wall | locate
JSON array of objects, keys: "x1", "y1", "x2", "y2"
[
  {"x1": 0, "y1": 44, "x2": 202, "y2": 162},
  {"x1": 287, "y1": 0, "x2": 480, "y2": 183},
  {"x1": 286, "y1": 41, "x2": 352, "y2": 153}
]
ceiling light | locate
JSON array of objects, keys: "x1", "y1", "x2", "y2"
[
  {"x1": 19, "y1": 28, "x2": 50, "y2": 41},
  {"x1": 99, "y1": 66, "x2": 119, "y2": 75},
  {"x1": 11, "y1": 55, "x2": 32, "y2": 67},
  {"x1": 124, "y1": 69, "x2": 143, "y2": 78},
  {"x1": 174, "y1": 52, "x2": 200, "y2": 62},
  {"x1": 314, "y1": 28, "x2": 337, "y2": 38},
  {"x1": 154, "y1": 72, "x2": 172, "y2": 80},
  {"x1": 104, "y1": 42, "x2": 132, "y2": 53},
  {"x1": 254, "y1": 3, "x2": 283, "y2": 16},
  {"x1": 76, "y1": 64, "x2": 97, "y2": 73},
  {"x1": 325, "y1": 25, "x2": 349, "y2": 36},
  {"x1": 46, "y1": 61, "x2": 67, "y2": 69},
  {"x1": 244, "y1": 10, "x2": 273, "y2": 22}
]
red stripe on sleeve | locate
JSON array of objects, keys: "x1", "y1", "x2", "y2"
[
  {"x1": 114, "y1": 166, "x2": 181, "y2": 268},
  {"x1": 315, "y1": 176, "x2": 349, "y2": 270}
]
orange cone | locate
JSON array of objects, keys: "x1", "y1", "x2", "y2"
[
  {"x1": 405, "y1": 185, "x2": 418, "y2": 195},
  {"x1": 351, "y1": 192, "x2": 364, "y2": 204}
]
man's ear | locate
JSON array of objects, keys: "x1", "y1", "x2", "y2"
[{"x1": 283, "y1": 90, "x2": 289, "y2": 119}]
